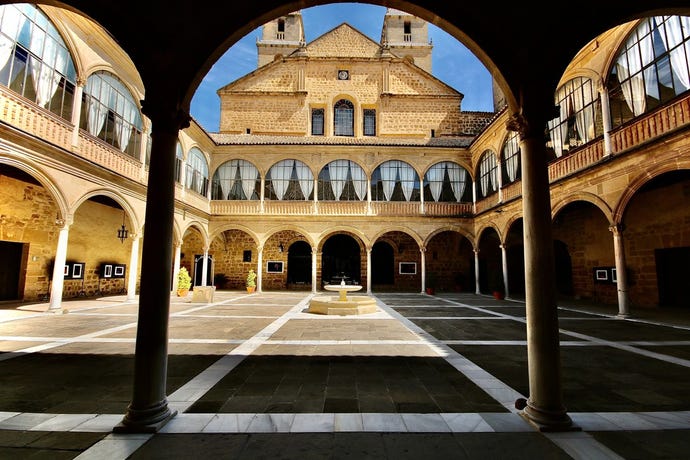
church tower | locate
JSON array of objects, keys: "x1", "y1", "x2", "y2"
[
  {"x1": 380, "y1": 8, "x2": 433, "y2": 73},
  {"x1": 257, "y1": 11, "x2": 305, "y2": 68}
]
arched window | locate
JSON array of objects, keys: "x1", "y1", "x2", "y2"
[
  {"x1": 477, "y1": 150, "x2": 498, "y2": 199},
  {"x1": 211, "y1": 159, "x2": 260, "y2": 200},
  {"x1": 174, "y1": 142, "x2": 183, "y2": 183},
  {"x1": 81, "y1": 71, "x2": 143, "y2": 158},
  {"x1": 0, "y1": 4, "x2": 77, "y2": 120},
  {"x1": 318, "y1": 160, "x2": 367, "y2": 201},
  {"x1": 371, "y1": 160, "x2": 420, "y2": 202},
  {"x1": 265, "y1": 159, "x2": 314, "y2": 200},
  {"x1": 334, "y1": 99, "x2": 354, "y2": 136},
  {"x1": 547, "y1": 77, "x2": 601, "y2": 157},
  {"x1": 423, "y1": 161, "x2": 470, "y2": 202},
  {"x1": 185, "y1": 147, "x2": 209, "y2": 196},
  {"x1": 501, "y1": 132, "x2": 521, "y2": 184},
  {"x1": 609, "y1": 15, "x2": 690, "y2": 128}
]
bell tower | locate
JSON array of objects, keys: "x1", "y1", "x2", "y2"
[
  {"x1": 380, "y1": 8, "x2": 433, "y2": 73},
  {"x1": 257, "y1": 11, "x2": 305, "y2": 68}
]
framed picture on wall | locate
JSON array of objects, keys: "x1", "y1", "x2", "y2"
[
  {"x1": 102, "y1": 264, "x2": 113, "y2": 278},
  {"x1": 63, "y1": 264, "x2": 70, "y2": 277},
  {"x1": 114, "y1": 264, "x2": 126, "y2": 278},
  {"x1": 399, "y1": 262, "x2": 417, "y2": 275},
  {"x1": 266, "y1": 261, "x2": 283, "y2": 273},
  {"x1": 611, "y1": 268, "x2": 617, "y2": 283},
  {"x1": 71, "y1": 262, "x2": 84, "y2": 279},
  {"x1": 594, "y1": 267, "x2": 609, "y2": 283}
]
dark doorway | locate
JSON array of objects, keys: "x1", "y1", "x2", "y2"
[
  {"x1": 322, "y1": 234, "x2": 361, "y2": 285},
  {"x1": 371, "y1": 241, "x2": 394, "y2": 285},
  {"x1": 554, "y1": 240, "x2": 574, "y2": 297},
  {"x1": 0, "y1": 240, "x2": 25, "y2": 300},
  {"x1": 193, "y1": 254, "x2": 213, "y2": 286},
  {"x1": 656, "y1": 247, "x2": 689, "y2": 308},
  {"x1": 287, "y1": 240, "x2": 311, "y2": 288}
]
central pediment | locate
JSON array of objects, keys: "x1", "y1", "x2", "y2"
[{"x1": 304, "y1": 23, "x2": 381, "y2": 59}]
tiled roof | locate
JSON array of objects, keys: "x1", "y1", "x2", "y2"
[{"x1": 209, "y1": 134, "x2": 474, "y2": 147}]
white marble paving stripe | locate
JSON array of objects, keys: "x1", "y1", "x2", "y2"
[
  {"x1": 406, "y1": 316, "x2": 507, "y2": 320},
  {"x1": 558, "y1": 307, "x2": 690, "y2": 331},
  {"x1": 1, "y1": 411, "x2": 688, "y2": 433},
  {"x1": 0, "y1": 312, "x2": 45, "y2": 324},
  {"x1": 374, "y1": 296, "x2": 526, "y2": 412},
  {"x1": 167, "y1": 294, "x2": 314, "y2": 413},
  {"x1": 544, "y1": 431, "x2": 626, "y2": 460},
  {"x1": 74, "y1": 433, "x2": 153, "y2": 460},
  {"x1": 262, "y1": 339, "x2": 427, "y2": 345}
]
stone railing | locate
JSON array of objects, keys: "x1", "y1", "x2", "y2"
[{"x1": 0, "y1": 87, "x2": 73, "y2": 151}]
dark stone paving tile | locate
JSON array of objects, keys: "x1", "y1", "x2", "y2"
[
  {"x1": 452, "y1": 344, "x2": 690, "y2": 412},
  {"x1": 393, "y1": 307, "x2": 491, "y2": 317},
  {"x1": 0, "y1": 353, "x2": 218, "y2": 413},
  {"x1": 411, "y1": 318, "x2": 528, "y2": 340},
  {"x1": 589, "y1": 430, "x2": 690, "y2": 460},
  {"x1": 187, "y1": 356, "x2": 507, "y2": 414},
  {"x1": 0, "y1": 430, "x2": 107, "y2": 460},
  {"x1": 558, "y1": 318, "x2": 690, "y2": 341}
]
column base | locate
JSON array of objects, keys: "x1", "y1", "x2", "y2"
[
  {"x1": 518, "y1": 399, "x2": 580, "y2": 432},
  {"x1": 113, "y1": 400, "x2": 177, "y2": 433}
]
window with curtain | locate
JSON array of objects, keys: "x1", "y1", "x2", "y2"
[
  {"x1": 363, "y1": 108, "x2": 376, "y2": 136},
  {"x1": 185, "y1": 147, "x2": 209, "y2": 196},
  {"x1": 371, "y1": 160, "x2": 420, "y2": 201},
  {"x1": 311, "y1": 108, "x2": 324, "y2": 135},
  {"x1": 334, "y1": 99, "x2": 354, "y2": 136},
  {"x1": 265, "y1": 159, "x2": 314, "y2": 200},
  {"x1": 501, "y1": 131, "x2": 521, "y2": 184},
  {"x1": 546, "y1": 77, "x2": 601, "y2": 158},
  {"x1": 608, "y1": 15, "x2": 690, "y2": 129},
  {"x1": 80, "y1": 70, "x2": 143, "y2": 158},
  {"x1": 423, "y1": 161, "x2": 470, "y2": 202},
  {"x1": 174, "y1": 142, "x2": 183, "y2": 183},
  {"x1": 317, "y1": 159, "x2": 367, "y2": 201},
  {"x1": 211, "y1": 159, "x2": 260, "y2": 200},
  {"x1": 0, "y1": 4, "x2": 76, "y2": 121},
  {"x1": 477, "y1": 150, "x2": 498, "y2": 199}
]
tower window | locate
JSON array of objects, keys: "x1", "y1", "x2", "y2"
[
  {"x1": 363, "y1": 109, "x2": 376, "y2": 136},
  {"x1": 404, "y1": 21, "x2": 412, "y2": 41},
  {"x1": 334, "y1": 99, "x2": 354, "y2": 136},
  {"x1": 311, "y1": 108, "x2": 324, "y2": 136},
  {"x1": 277, "y1": 19, "x2": 285, "y2": 39}
]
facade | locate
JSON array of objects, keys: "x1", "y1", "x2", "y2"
[{"x1": 0, "y1": 4, "x2": 689, "y2": 316}]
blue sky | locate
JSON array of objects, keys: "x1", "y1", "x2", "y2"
[{"x1": 190, "y1": 3, "x2": 493, "y2": 132}]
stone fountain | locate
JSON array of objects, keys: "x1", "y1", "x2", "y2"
[{"x1": 307, "y1": 279, "x2": 378, "y2": 315}]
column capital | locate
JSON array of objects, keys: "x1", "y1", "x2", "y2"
[
  {"x1": 608, "y1": 223, "x2": 624, "y2": 235},
  {"x1": 141, "y1": 100, "x2": 191, "y2": 133}
]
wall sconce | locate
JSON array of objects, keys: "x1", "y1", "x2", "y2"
[
  {"x1": 117, "y1": 211, "x2": 129, "y2": 243},
  {"x1": 278, "y1": 242, "x2": 284, "y2": 253}
]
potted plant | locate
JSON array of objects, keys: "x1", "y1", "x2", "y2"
[
  {"x1": 177, "y1": 267, "x2": 192, "y2": 297},
  {"x1": 246, "y1": 268, "x2": 257, "y2": 293},
  {"x1": 425, "y1": 272, "x2": 436, "y2": 295},
  {"x1": 490, "y1": 271, "x2": 505, "y2": 300}
]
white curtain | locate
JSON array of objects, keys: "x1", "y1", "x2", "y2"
[
  {"x1": 271, "y1": 159, "x2": 293, "y2": 200},
  {"x1": 29, "y1": 30, "x2": 57, "y2": 107},
  {"x1": 380, "y1": 161, "x2": 397, "y2": 201},
  {"x1": 616, "y1": 20, "x2": 653, "y2": 116},
  {"x1": 573, "y1": 84, "x2": 595, "y2": 143},
  {"x1": 328, "y1": 159, "x2": 349, "y2": 200},
  {"x1": 114, "y1": 102, "x2": 135, "y2": 151},
  {"x1": 84, "y1": 77, "x2": 108, "y2": 136},
  {"x1": 294, "y1": 160, "x2": 313, "y2": 200},
  {"x1": 661, "y1": 15, "x2": 690, "y2": 91},
  {"x1": 216, "y1": 161, "x2": 235, "y2": 199},
  {"x1": 479, "y1": 155, "x2": 489, "y2": 196},
  {"x1": 446, "y1": 163, "x2": 466, "y2": 202},
  {"x1": 350, "y1": 163, "x2": 367, "y2": 201},
  {"x1": 489, "y1": 153, "x2": 498, "y2": 191},
  {"x1": 0, "y1": 7, "x2": 24, "y2": 70},
  {"x1": 504, "y1": 135, "x2": 520, "y2": 182},
  {"x1": 399, "y1": 162, "x2": 416, "y2": 201},
  {"x1": 239, "y1": 160, "x2": 258, "y2": 200},
  {"x1": 426, "y1": 163, "x2": 445, "y2": 202}
]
